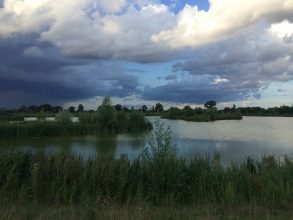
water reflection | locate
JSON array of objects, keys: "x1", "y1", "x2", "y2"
[{"x1": 0, "y1": 117, "x2": 292, "y2": 164}]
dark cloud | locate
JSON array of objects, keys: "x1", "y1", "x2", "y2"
[
  {"x1": 143, "y1": 75, "x2": 251, "y2": 104},
  {"x1": 0, "y1": 35, "x2": 140, "y2": 108}
]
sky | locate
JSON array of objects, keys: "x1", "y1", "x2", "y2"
[{"x1": 0, "y1": 0, "x2": 293, "y2": 109}]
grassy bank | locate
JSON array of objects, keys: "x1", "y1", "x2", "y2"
[
  {"x1": 1, "y1": 203, "x2": 292, "y2": 219},
  {"x1": 0, "y1": 122, "x2": 292, "y2": 211},
  {"x1": 0, "y1": 121, "x2": 292, "y2": 218},
  {"x1": 1, "y1": 151, "x2": 292, "y2": 208},
  {"x1": 0, "y1": 111, "x2": 152, "y2": 140}
]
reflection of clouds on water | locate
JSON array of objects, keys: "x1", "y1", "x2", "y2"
[{"x1": 175, "y1": 138, "x2": 293, "y2": 165}]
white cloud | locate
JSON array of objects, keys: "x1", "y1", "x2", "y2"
[
  {"x1": 270, "y1": 20, "x2": 293, "y2": 42},
  {"x1": 40, "y1": 2, "x2": 175, "y2": 62},
  {"x1": 0, "y1": 0, "x2": 292, "y2": 62},
  {"x1": 152, "y1": 0, "x2": 293, "y2": 49}
]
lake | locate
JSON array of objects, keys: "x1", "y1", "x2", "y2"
[{"x1": 1, "y1": 116, "x2": 293, "y2": 164}]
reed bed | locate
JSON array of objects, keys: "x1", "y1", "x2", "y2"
[
  {"x1": 0, "y1": 112, "x2": 152, "y2": 140},
  {"x1": 0, "y1": 122, "x2": 292, "y2": 208}
]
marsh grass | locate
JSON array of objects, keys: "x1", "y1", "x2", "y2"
[
  {"x1": 0, "y1": 111, "x2": 152, "y2": 140},
  {"x1": 0, "y1": 121, "x2": 292, "y2": 209}
]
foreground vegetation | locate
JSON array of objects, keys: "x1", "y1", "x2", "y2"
[
  {"x1": 1, "y1": 204, "x2": 292, "y2": 220},
  {"x1": 0, "y1": 121, "x2": 292, "y2": 218}
]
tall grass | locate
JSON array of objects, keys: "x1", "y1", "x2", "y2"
[{"x1": 0, "y1": 121, "x2": 292, "y2": 209}]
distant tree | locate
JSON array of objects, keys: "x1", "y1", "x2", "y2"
[
  {"x1": 37, "y1": 110, "x2": 46, "y2": 122},
  {"x1": 53, "y1": 106, "x2": 63, "y2": 113},
  {"x1": 166, "y1": 107, "x2": 181, "y2": 119},
  {"x1": 155, "y1": 103, "x2": 164, "y2": 112},
  {"x1": 183, "y1": 105, "x2": 193, "y2": 117},
  {"x1": 141, "y1": 105, "x2": 148, "y2": 113},
  {"x1": 194, "y1": 107, "x2": 203, "y2": 114},
  {"x1": 223, "y1": 107, "x2": 231, "y2": 113},
  {"x1": 204, "y1": 100, "x2": 217, "y2": 109},
  {"x1": 28, "y1": 105, "x2": 39, "y2": 113},
  {"x1": 55, "y1": 111, "x2": 72, "y2": 124},
  {"x1": 18, "y1": 105, "x2": 27, "y2": 113},
  {"x1": 97, "y1": 98, "x2": 115, "y2": 129},
  {"x1": 123, "y1": 106, "x2": 130, "y2": 112},
  {"x1": 78, "y1": 104, "x2": 84, "y2": 112},
  {"x1": 101, "y1": 96, "x2": 112, "y2": 106},
  {"x1": 40, "y1": 104, "x2": 53, "y2": 112},
  {"x1": 68, "y1": 106, "x2": 75, "y2": 113},
  {"x1": 114, "y1": 104, "x2": 123, "y2": 111}
]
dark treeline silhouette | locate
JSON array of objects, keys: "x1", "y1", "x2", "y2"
[{"x1": 238, "y1": 105, "x2": 293, "y2": 116}]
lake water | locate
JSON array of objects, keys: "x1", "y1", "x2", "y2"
[{"x1": 1, "y1": 117, "x2": 293, "y2": 164}]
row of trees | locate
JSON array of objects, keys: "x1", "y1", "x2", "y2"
[
  {"x1": 1, "y1": 100, "x2": 292, "y2": 116},
  {"x1": 238, "y1": 106, "x2": 293, "y2": 116}
]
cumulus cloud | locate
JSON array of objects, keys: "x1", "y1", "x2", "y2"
[
  {"x1": 0, "y1": 0, "x2": 293, "y2": 106},
  {"x1": 143, "y1": 22, "x2": 293, "y2": 103},
  {"x1": 152, "y1": 0, "x2": 293, "y2": 49},
  {"x1": 1, "y1": 0, "x2": 293, "y2": 62},
  {"x1": 40, "y1": 3, "x2": 175, "y2": 62},
  {"x1": 0, "y1": 0, "x2": 176, "y2": 62}
]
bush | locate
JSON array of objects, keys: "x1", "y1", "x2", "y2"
[{"x1": 55, "y1": 111, "x2": 72, "y2": 124}]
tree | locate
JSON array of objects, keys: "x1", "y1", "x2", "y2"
[
  {"x1": 183, "y1": 105, "x2": 193, "y2": 117},
  {"x1": 40, "y1": 104, "x2": 53, "y2": 112},
  {"x1": 204, "y1": 100, "x2": 217, "y2": 109},
  {"x1": 114, "y1": 104, "x2": 123, "y2": 111},
  {"x1": 97, "y1": 97, "x2": 115, "y2": 130},
  {"x1": 55, "y1": 111, "x2": 72, "y2": 124},
  {"x1": 223, "y1": 107, "x2": 231, "y2": 113},
  {"x1": 68, "y1": 106, "x2": 75, "y2": 113},
  {"x1": 53, "y1": 106, "x2": 63, "y2": 113},
  {"x1": 155, "y1": 103, "x2": 164, "y2": 112},
  {"x1": 78, "y1": 104, "x2": 84, "y2": 112},
  {"x1": 141, "y1": 105, "x2": 148, "y2": 113},
  {"x1": 123, "y1": 106, "x2": 130, "y2": 112},
  {"x1": 101, "y1": 96, "x2": 112, "y2": 106}
]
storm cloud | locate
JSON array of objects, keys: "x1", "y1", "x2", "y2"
[
  {"x1": 0, "y1": 0, "x2": 292, "y2": 107},
  {"x1": 0, "y1": 35, "x2": 139, "y2": 107}
]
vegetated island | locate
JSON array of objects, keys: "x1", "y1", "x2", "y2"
[
  {"x1": 145, "y1": 101, "x2": 293, "y2": 122},
  {"x1": 0, "y1": 121, "x2": 292, "y2": 219},
  {"x1": 161, "y1": 101, "x2": 242, "y2": 122},
  {"x1": 0, "y1": 97, "x2": 152, "y2": 140}
]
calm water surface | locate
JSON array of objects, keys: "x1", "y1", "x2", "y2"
[{"x1": 1, "y1": 117, "x2": 293, "y2": 164}]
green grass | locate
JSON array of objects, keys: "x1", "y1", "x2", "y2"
[
  {"x1": 1, "y1": 203, "x2": 292, "y2": 220},
  {"x1": 0, "y1": 145, "x2": 292, "y2": 207}
]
